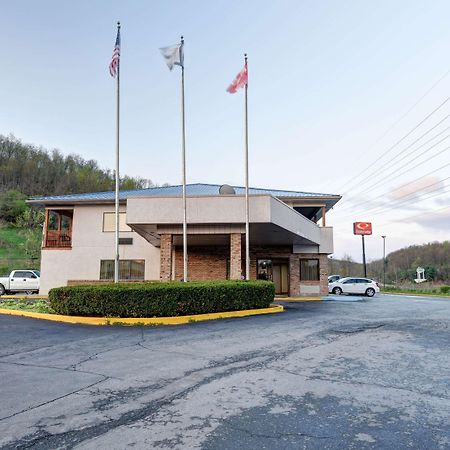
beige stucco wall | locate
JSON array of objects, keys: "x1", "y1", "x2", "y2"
[
  {"x1": 127, "y1": 195, "x2": 271, "y2": 225},
  {"x1": 39, "y1": 205, "x2": 160, "y2": 294}
]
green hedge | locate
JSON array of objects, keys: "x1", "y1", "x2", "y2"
[{"x1": 48, "y1": 280, "x2": 275, "y2": 318}]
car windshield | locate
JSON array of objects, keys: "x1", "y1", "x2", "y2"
[{"x1": 32, "y1": 270, "x2": 41, "y2": 277}]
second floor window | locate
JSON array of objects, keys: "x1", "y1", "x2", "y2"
[
  {"x1": 102, "y1": 212, "x2": 132, "y2": 232},
  {"x1": 44, "y1": 209, "x2": 73, "y2": 248}
]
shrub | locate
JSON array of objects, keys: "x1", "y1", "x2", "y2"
[
  {"x1": 440, "y1": 285, "x2": 450, "y2": 294},
  {"x1": 48, "y1": 280, "x2": 275, "y2": 318}
]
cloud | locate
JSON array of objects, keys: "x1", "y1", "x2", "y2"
[
  {"x1": 413, "y1": 208, "x2": 450, "y2": 231},
  {"x1": 436, "y1": 196, "x2": 450, "y2": 206},
  {"x1": 389, "y1": 176, "x2": 445, "y2": 200}
]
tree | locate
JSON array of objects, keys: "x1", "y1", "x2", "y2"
[
  {"x1": 424, "y1": 266, "x2": 437, "y2": 281},
  {"x1": 0, "y1": 134, "x2": 157, "y2": 197},
  {"x1": 0, "y1": 190, "x2": 27, "y2": 223}
]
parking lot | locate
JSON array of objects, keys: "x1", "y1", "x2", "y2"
[{"x1": 1, "y1": 294, "x2": 449, "y2": 449}]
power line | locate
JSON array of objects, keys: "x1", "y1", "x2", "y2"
[
  {"x1": 338, "y1": 141, "x2": 450, "y2": 212},
  {"x1": 334, "y1": 96, "x2": 450, "y2": 194},
  {"x1": 332, "y1": 205, "x2": 450, "y2": 235},
  {"x1": 325, "y1": 68, "x2": 450, "y2": 193},
  {"x1": 378, "y1": 205, "x2": 450, "y2": 228},
  {"x1": 362, "y1": 185, "x2": 450, "y2": 218},
  {"x1": 350, "y1": 176, "x2": 450, "y2": 216},
  {"x1": 369, "y1": 69, "x2": 450, "y2": 145},
  {"x1": 331, "y1": 163, "x2": 450, "y2": 216},
  {"x1": 338, "y1": 116, "x2": 450, "y2": 204}
]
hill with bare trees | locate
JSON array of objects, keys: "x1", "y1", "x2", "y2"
[{"x1": 330, "y1": 241, "x2": 450, "y2": 283}]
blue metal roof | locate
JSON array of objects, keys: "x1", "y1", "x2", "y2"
[{"x1": 29, "y1": 183, "x2": 340, "y2": 203}]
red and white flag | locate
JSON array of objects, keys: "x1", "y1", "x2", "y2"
[{"x1": 226, "y1": 63, "x2": 248, "y2": 94}]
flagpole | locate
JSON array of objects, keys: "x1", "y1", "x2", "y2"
[
  {"x1": 181, "y1": 36, "x2": 188, "y2": 282},
  {"x1": 244, "y1": 54, "x2": 250, "y2": 281},
  {"x1": 114, "y1": 21, "x2": 121, "y2": 284}
]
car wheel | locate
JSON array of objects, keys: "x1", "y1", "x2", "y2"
[
  {"x1": 366, "y1": 288, "x2": 375, "y2": 297},
  {"x1": 332, "y1": 287, "x2": 342, "y2": 295},
  {"x1": 25, "y1": 290, "x2": 34, "y2": 295},
  {"x1": 0, "y1": 284, "x2": 5, "y2": 296}
]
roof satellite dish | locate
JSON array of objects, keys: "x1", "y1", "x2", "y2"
[{"x1": 219, "y1": 184, "x2": 236, "y2": 195}]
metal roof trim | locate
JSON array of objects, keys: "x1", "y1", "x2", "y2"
[{"x1": 28, "y1": 183, "x2": 341, "y2": 206}]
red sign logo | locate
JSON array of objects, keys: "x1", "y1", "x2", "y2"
[{"x1": 353, "y1": 222, "x2": 372, "y2": 235}]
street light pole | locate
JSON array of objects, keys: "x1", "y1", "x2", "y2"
[{"x1": 381, "y1": 235, "x2": 386, "y2": 289}]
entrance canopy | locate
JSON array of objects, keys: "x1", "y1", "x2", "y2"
[{"x1": 126, "y1": 195, "x2": 333, "y2": 253}]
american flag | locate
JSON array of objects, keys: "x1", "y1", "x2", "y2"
[{"x1": 109, "y1": 26, "x2": 121, "y2": 78}]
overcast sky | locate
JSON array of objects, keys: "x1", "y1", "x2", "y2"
[{"x1": 1, "y1": 0, "x2": 449, "y2": 261}]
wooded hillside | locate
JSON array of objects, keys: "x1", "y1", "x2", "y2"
[
  {"x1": 330, "y1": 241, "x2": 450, "y2": 283},
  {"x1": 0, "y1": 134, "x2": 153, "y2": 197}
]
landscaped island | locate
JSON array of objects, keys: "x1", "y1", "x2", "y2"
[{"x1": 48, "y1": 280, "x2": 275, "y2": 318}]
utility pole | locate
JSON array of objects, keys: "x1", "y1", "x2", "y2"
[
  {"x1": 382, "y1": 235, "x2": 386, "y2": 289},
  {"x1": 362, "y1": 235, "x2": 367, "y2": 278}
]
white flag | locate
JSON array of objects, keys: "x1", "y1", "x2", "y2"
[{"x1": 159, "y1": 43, "x2": 184, "y2": 70}]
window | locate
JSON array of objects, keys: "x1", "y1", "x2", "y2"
[
  {"x1": 44, "y1": 209, "x2": 73, "y2": 248},
  {"x1": 257, "y1": 259, "x2": 273, "y2": 281},
  {"x1": 103, "y1": 212, "x2": 132, "y2": 232},
  {"x1": 13, "y1": 271, "x2": 37, "y2": 279},
  {"x1": 12, "y1": 271, "x2": 26, "y2": 278},
  {"x1": 300, "y1": 259, "x2": 319, "y2": 281},
  {"x1": 100, "y1": 260, "x2": 145, "y2": 281},
  {"x1": 118, "y1": 238, "x2": 133, "y2": 245}
]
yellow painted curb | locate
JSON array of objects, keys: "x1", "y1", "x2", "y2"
[
  {"x1": 275, "y1": 297, "x2": 323, "y2": 301},
  {"x1": 382, "y1": 291, "x2": 450, "y2": 298},
  {"x1": 1, "y1": 295, "x2": 48, "y2": 299},
  {"x1": 0, "y1": 304, "x2": 283, "y2": 326}
]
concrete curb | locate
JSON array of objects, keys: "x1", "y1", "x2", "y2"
[
  {"x1": 275, "y1": 297, "x2": 323, "y2": 302},
  {"x1": 1, "y1": 295, "x2": 48, "y2": 299},
  {"x1": 0, "y1": 304, "x2": 284, "y2": 326},
  {"x1": 382, "y1": 292, "x2": 450, "y2": 298}
]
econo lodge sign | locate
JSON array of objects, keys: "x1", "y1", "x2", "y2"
[{"x1": 353, "y1": 222, "x2": 372, "y2": 235}]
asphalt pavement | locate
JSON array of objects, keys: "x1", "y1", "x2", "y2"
[{"x1": 0, "y1": 294, "x2": 449, "y2": 449}]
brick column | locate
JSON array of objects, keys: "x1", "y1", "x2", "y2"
[
  {"x1": 230, "y1": 233, "x2": 242, "y2": 280},
  {"x1": 160, "y1": 234, "x2": 173, "y2": 282},
  {"x1": 289, "y1": 255, "x2": 300, "y2": 296},
  {"x1": 319, "y1": 254, "x2": 329, "y2": 295}
]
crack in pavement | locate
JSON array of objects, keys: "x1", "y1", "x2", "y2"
[
  {"x1": 269, "y1": 367, "x2": 450, "y2": 402},
  {"x1": 0, "y1": 360, "x2": 117, "y2": 383},
  {"x1": 225, "y1": 423, "x2": 332, "y2": 440},
  {"x1": 65, "y1": 339, "x2": 144, "y2": 371},
  {"x1": 330, "y1": 323, "x2": 385, "y2": 334},
  {"x1": 0, "y1": 328, "x2": 142, "y2": 360},
  {"x1": 136, "y1": 342, "x2": 211, "y2": 361},
  {"x1": 0, "y1": 377, "x2": 109, "y2": 422}
]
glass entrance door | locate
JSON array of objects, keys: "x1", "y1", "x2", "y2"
[
  {"x1": 257, "y1": 259, "x2": 289, "y2": 295},
  {"x1": 273, "y1": 263, "x2": 289, "y2": 295}
]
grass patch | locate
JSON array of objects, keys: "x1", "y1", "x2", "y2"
[
  {"x1": 0, "y1": 298, "x2": 55, "y2": 314},
  {"x1": 382, "y1": 286, "x2": 450, "y2": 296},
  {"x1": 0, "y1": 225, "x2": 39, "y2": 274},
  {"x1": 0, "y1": 227, "x2": 26, "y2": 258}
]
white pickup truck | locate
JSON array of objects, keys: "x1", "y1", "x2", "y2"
[{"x1": 0, "y1": 270, "x2": 40, "y2": 295}]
